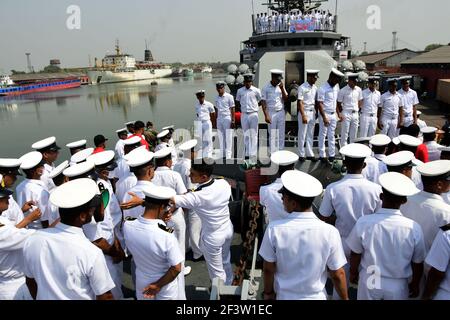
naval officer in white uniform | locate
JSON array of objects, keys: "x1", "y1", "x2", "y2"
[
  {"x1": 23, "y1": 178, "x2": 116, "y2": 300},
  {"x1": 124, "y1": 185, "x2": 184, "y2": 300},
  {"x1": 317, "y1": 68, "x2": 344, "y2": 162},
  {"x1": 423, "y1": 224, "x2": 450, "y2": 300},
  {"x1": 16, "y1": 152, "x2": 49, "y2": 229},
  {"x1": 378, "y1": 78, "x2": 403, "y2": 139},
  {"x1": 346, "y1": 172, "x2": 426, "y2": 300},
  {"x1": 362, "y1": 134, "x2": 390, "y2": 184},
  {"x1": 236, "y1": 74, "x2": 262, "y2": 161},
  {"x1": 259, "y1": 170, "x2": 348, "y2": 300},
  {"x1": 66, "y1": 139, "x2": 87, "y2": 157},
  {"x1": 215, "y1": 82, "x2": 235, "y2": 159},
  {"x1": 260, "y1": 150, "x2": 299, "y2": 224},
  {"x1": 400, "y1": 160, "x2": 450, "y2": 252},
  {"x1": 359, "y1": 76, "x2": 381, "y2": 138},
  {"x1": 398, "y1": 76, "x2": 419, "y2": 129},
  {"x1": 337, "y1": 73, "x2": 363, "y2": 147},
  {"x1": 421, "y1": 127, "x2": 442, "y2": 161},
  {"x1": 261, "y1": 69, "x2": 289, "y2": 153},
  {"x1": 383, "y1": 150, "x2": 423, "y2": 191},
  {"x1": 195, "y1": 90, "x2": 215, "y2": 158},
  {"x1": 319, "y1": 143, "x2": 382, "y2": 298},
  {"x1": 297, "y1": 70, "x2": 319, "y2": 161},
  {"x1": 114, "y1": 128, "x2": 128, "y2": 159},
  {"x1": 31, "y1": 137, "x2": 61, "y2": 192},
  {"x1": 0, "y1": 183, "x2": 36, "y2": 300}
]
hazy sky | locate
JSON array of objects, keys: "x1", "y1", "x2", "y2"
[{"x1": 1, "y1": 0, "x2": 449, "y2": 73}]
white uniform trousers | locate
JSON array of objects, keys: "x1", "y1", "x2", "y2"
[
  {"x1": 201, "y1": 222, "x2": 234, "y2": 285},
  {"x1": 241, "y1": 112, "x2": 259, "y2": 158},
  {"x1": 0, "y1": 278, "x2": 32, "y2": 300},
  {"x1": 357, "y1": 272, "x2": 409, "y2": 300},
  {"x1": 196, "y1": 120, "x2": 213, "y2": 158},
  {"x1": 217, "y1": 117, "x2": 233, "y2": 159},
  {"x1": 105, "y1": 255, "x2": 124, "y2": 300},
  {"x1": 268, "y1": 109, "x2": 286, "y2": 154},
  {"x1": 380, "y1": 115, "x2": 399, "y2": 139},
  {"x1": 403, "y1": 114, "x2": 414, "y2": 128},
  {"x1": 359, "y1": 113, "x2": 377, "y2": 138},
  {"x1": 186, "y1": 210, "x2": 203, "y2": 260},
  {"x1": 340, "y1": 111, "x2": 359, "y2": 147},
  {"x1": 318, "y1": 112, "x2": 338, "y2": 158},
  {"x1": 298, "y1": 109, "x2": 316, "y2": 157}
]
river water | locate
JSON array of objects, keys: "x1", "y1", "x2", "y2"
[{"x1": 0, "y1": 74, "x2": 223, "y2": 159}]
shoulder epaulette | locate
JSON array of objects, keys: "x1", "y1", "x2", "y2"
[
  {"x1": 124, "y1": 216, "x2": 137, "y2": 222},
  {"x1": 440, "y1": 224, "x2": 450, "y2": 232},
  {"x1": 0, "y1": 223, "x2": 4, "y2": 228},
  {"x1": 158, "y1": 223, "x2": 174, "y2": 234}
]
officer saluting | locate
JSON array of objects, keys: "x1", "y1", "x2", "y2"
[
  {"x1": 124, "y1": 186, "x2": 184, "y2": 300},
  {"x1": 259, "y1": 170, "x2": 348, "y2": 300},
  {"x1": 297, "y1": 70, "x2": 319, "y2": 162},
  {"x1": 346, "y1": 172, "x2": 426, "y2": 300},
  {"x1": 23, "y1": 179, "x2": 115, "y2": 300},
  {"x1": 261, "y1": 69, "x2": 288, "y2": 153}
]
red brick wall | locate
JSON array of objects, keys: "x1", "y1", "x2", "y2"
[{"x1": 401, "y1": 65, "x2": 450, "y2": 96}]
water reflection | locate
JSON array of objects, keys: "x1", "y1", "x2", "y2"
[{"x1": 0, "y1": 103, "x2": 18, "y2": 122}]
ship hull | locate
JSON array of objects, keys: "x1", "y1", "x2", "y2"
[
  {"x1": 88, "y1": 69, "x2": 173, "y2": 84},
  {"x1": 0, "y1": 79, "x2": 81, "y2": 97}
]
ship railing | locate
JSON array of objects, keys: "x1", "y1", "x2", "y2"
[{"x1": 252, "y1": 14, "x2": 338, "y2": 35}]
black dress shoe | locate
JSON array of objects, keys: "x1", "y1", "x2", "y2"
[
  {"x1": 306, "y1": 157, "x2": 318, "y2": 162},
  {"x1": 319, "y1": 157, "x2": 328, "y2": 163},
  {"x1": 328, "y1": 157, "x2": 335, "y2": 162}
]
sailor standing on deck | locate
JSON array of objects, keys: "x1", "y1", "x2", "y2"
[
  {"x1": 346, "y1": 172, "x2": 426, "y2": 300},
  {"x1": 236, "y1": 74, "x2": 262, "y2": 161},
  {"x1": 42, "y1": 161, "x2": 70, "y2": 227},
  {"x1": 0, "y1": 159, "x2": 40, "y2": 226},
  {"x1": 421, "y1": 127, "x2": 442, "y2": 161},
  {"x1": 195, "y1": 90, "x2": 215, "y2": 158},
  {"x1": 124, "y1": 186, "x2": 184, "y2": 300},
  {"x1": 378, "y1": 78, "x2": 403, "y2": 139},
  {"x1": 262, "y1": 69, "x2": 288, "y2": 154},
  {"x1": 317, "y1": 68, "x2": 344, "y2": 162},
  {"x1": 66, "y1": 139, "x2": 87, "y2": 157},
  {"x1": 215, "y1": 81, "x2": 235, "y2": 159},
  {"x1": 319, "y1": 143, "x2": 382, "y2": 299},
  {"x1": 16, "y1": 152, "x2": 49, "y2": 229},
  {"x1": 398, "y1": 76, "x2": 419, "y2": 129},
  {"x1": 259, "y1": 170, "x2": 348, "y2": 300},
  {"x1": 337, "y1": 73, "x2": 363, "y2": 147},
  {"x1": 125, "y1": 121, "x2": 135, "y2": 137},
  {"x1": 260, "y1": 150, "x2": 299, "y2": 224},
  {"x1": 115, "y1": 128, "x2": 128, "y2": 159},
  {"x1": 31, "y1": 137, "x2": 61, "y2": 192},
  {"x1": 359, "y1": 76, "x2": 381, "y2": 138},
  {"x1": 297, "y1": 70, "x2": 319, "y2": 161},
  {"x1": 397, "y1": 134, "x2": 425, "y2": 189},
  {"x1": 362, "y1": 134, "x2": 390, "y2": 184},
  {"x1": 23, "y1": 179, "x2": 116, "y2": 300}
]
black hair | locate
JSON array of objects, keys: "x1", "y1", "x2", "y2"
[
  {"x1": 405, "y1": 124, "x2": 420, "y2": 138},
  {"x1": 372, "y1": 145, "x2": 387, "y2": 155},
  {"x1": 191, "y1": 158, "x2": 214, "y2": 177},
  {"x1": 343, "y1": 157, "x2": 366, "y2": 172},
  {"x1": 58, "y1": 195, "x2": 101, "y2": 223},
  {"x1": 155, "y1": 154, "x2": 172, "y2": 168},
  {"x1": 387, "y1": 164, "x2": 411, "y2": 173},
  {"x1": 144, "y1": 198, "x2": 170, "y2": 210},
  {"x1": 52, "y1": 174, "x2": 65, "y2": 187},
  {"x1": 131, "y1": 162, "x2": 154, "y2": 177},
  {"x1": 278, "y1": 164, "x2": 296, "y2": 177},
  {"x1": 423, "y1": 132, "x2": 436, "y2": 142},
  {"x1": 281, "y1": 188, "x2": 315, "y2": 209},
  {"x1": 421, "y1": 174, "x2": 449, "y2": 186},
  {"x1": 134, "y1": 121, "x2": 145, "y2": 130}
]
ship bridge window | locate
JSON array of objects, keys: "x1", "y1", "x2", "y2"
[
  {"x1": 287, "y1": 38, "x2": 302, "y2": 46},
  {"x1": 322, "y1": 38, "x2": 333, "y2": 45},
  {"x1": 271, "y1": 39, "x2": 285, "y2": 47},
  {"x1": 304, "y1": 38, "x2": 319, "y2": 46},
  {"x1": 257, "y1": 40, "x2": 267, "y2": 48}
]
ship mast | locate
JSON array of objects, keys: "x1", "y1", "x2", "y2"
[{"x1": 115, "y1": 39, "x2": 121, "y2": 56}]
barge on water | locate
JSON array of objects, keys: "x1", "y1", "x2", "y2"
[{"x1": 0, "y1": 76, "x2": 81, "y2": 97}]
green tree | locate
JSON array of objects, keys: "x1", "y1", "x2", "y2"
[
  {"x1": 424, "y1": 44, "x2": 443, "y2": 51},
  {"x1": 10, "y1": 69, "x2": 26, "y2": 75}
]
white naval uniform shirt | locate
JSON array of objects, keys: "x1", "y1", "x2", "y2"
[
  {"x1": 98, "y1": 178, "x2": 122, "y2": 229},
  {"x1": 424, "y1": 141, "x2": 441, "y2": 162},
  {"x1": 0, "y1": 217, "x2": 35, "y2": 286},
  {"x1": 154, "y1": 142, "x2": 170, "y2": 153},
  {"x1": 152, "y1": 167, "x2": 187, "y2": 196},
  {"x1": 41, "y1": 163, "x2": 56, "y2": 192},
  {"x1": 260, "y1": 178, "x2": 289, "y2": 223},
  {"x1": 319, "y1": 174, "x2": 382, "y2": 240},
  {"x1": 259, "y1": 212, "x2": 347, "y2": 300},
  {"x1": 417, "y1": 119, "x2": 427, "y2": 130},
  {"x1": 16, "y1": 179, "x2": 49, "y2": 230},
  {"x1": 346, "y1": 208, "x2": 427, "y2": 279},
  {"x1": 1, "y1": 196, "x2": 24, "y2": 225},
  {"x1": 116, "y1": 172, "x2": 137, "y2": 204},
  {"x1": 43, "y1": 189, "x2": 60, "y2": 225},
  {"x1": 195, "y1": 101, "x2": 215, "y2": 121},
  {"x1": 317, "y1": 82, "x2": 339, "y2": 114},
  {"x1": 215, "y1": 92, "x2": 235, "y2": 119},
  {"x1": 261, "y1": 82, "x2": 287, "y2": 112},
  {"x1": 297, "y1": 82, "x2": 318, "y2": 110},
  {"x1": 123, "y1": 217, "x2": 183, "y2": 300},
  {"x1": 337, "y1": 85, "x2": 363, "y2": 112},
  {"x1": 173, "y1": 157, "x2": 194, "y2": 190},
  {"x1": 113, "y1": 158, "x2": 130, "y2": 181},
  {"x1": 425, "y1": 229, "x2": 450, "y2": 298},
  {"x1": 174, "y1": 179, "x2": 232, "y2": 235},
  {"x1": 362, "y1": 154, "x2": 387, "y2": 184},
  {"x1": 236, "y1": 86, "x2": 262, "y2": 113},
  {"x1": 380, "y1": 91, "x2": 403, "y2": 119},
  {"x1": 115, "y1": 139, "x2": 126, "y2": 159},
  {"x1": 23, "y1": 223, "x2": 115, "y2": 300},
  {"x1": 361, "y1": 88, "x2": 381, "y2": 115},
  {"x1": 398, "y1": 88, "x2": 419, "y2": 116},
  {"x1": 400, "y1": 191, "x2": 450, "y2": 252},
  {"x1": 122, "y1": 181, "x2": 155, "y2": 220},
  {"x1": 444, "y1": 192, "x2": 450, "y2": 206}
]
